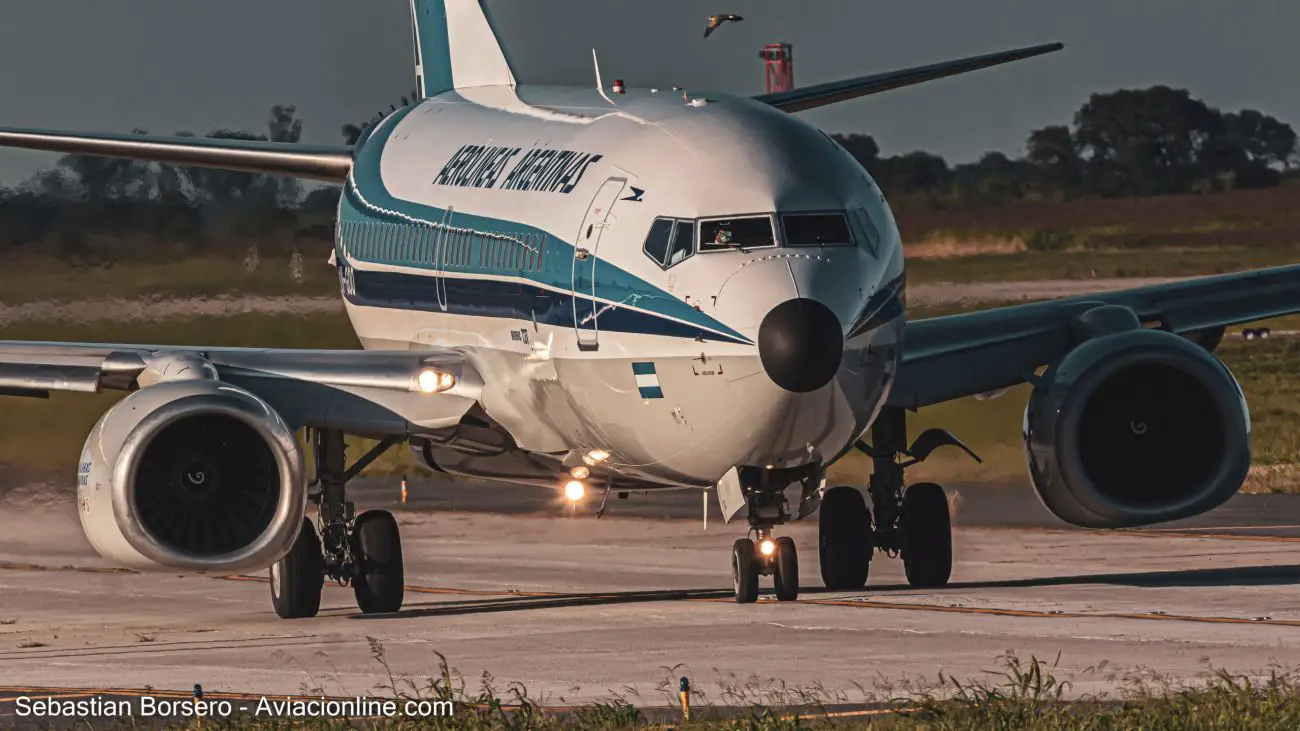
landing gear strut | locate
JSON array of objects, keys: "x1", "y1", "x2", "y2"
[
  {"x1": 729, "y1": 467, "x2": 812, "y2": 604},
  {"x1": 818, "y1": 407, "x2": 978, "y2": 591},
  {"x1": 269, "y1": 429, "x2": 406, "y2": 619}
]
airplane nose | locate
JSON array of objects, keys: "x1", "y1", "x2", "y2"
[{"x1": 758, "y1": 298, "x2": 844, "y2": 393}]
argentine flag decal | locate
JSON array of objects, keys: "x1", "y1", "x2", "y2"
[{"x1": 632, "y1": 362, "x2": 664, "y2": 399}]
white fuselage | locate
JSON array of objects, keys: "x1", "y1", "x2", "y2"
[{"x1": 334, "y1": 84, "x2": 906, "y2": 488}]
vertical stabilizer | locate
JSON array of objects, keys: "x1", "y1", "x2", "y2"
[{"x1": 411, "y1": 0, "x2": 517, "y2": 98}]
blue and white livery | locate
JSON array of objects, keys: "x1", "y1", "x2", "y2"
[{"x1": 3, "y1": 0, "x2": 1299, "y2": 614}]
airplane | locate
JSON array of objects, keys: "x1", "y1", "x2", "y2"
[{"x1": 1, "y1": 0, "x2": 1297, "y2": 619}]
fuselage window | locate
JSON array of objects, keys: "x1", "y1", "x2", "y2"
[
  {"x1": 642, "y1": 218, "x2": 675, "y2": 266},
  {"x1": 665, "y1": 219, "x2": 697, "y2": 268},
  {"x1": 699, "y1": 216, "x2": 776, "y2": 252},
  {"x1": 782, "y1": 212, "x2": 854, "y2": 248},
  {"x1": 852, "y1": 207, "x2": 882, "y2": 257}
]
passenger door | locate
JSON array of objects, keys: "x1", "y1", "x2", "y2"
[{"x1": 571, "y1": 177, "x2": 627, "y2": 351}]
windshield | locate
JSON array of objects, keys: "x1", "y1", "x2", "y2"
[
  {"x1": 782, "y1": 213, "x2": 854, "y2": 247},
  {"x1": 699, "y1": 216, "x2": 776, "y2": 252}
]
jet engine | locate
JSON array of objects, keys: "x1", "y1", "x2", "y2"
[
  {"x1": 1023, "y1": 326, "x2": 1250, "y2": 529},
  {"x1": 76, "y1": 380, "x2": 306, "y2": 572}
]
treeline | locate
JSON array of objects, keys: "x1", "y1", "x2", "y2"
[
  {"x1": 0, "y1": 87, "x2": 1297, "y2": 262},
  {"x1": 834, "y1": 86, "x2": 1299, "y2": 207},
  {"x1": 0, "y1": 104, "x2": 342, "y2": 262}
]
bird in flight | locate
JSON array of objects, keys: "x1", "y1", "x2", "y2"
[{"x1": 704, "y1": 14, "x2": 743, "y2": 38}]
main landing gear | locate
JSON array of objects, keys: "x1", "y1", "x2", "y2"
[
  {"x1": 270, "y1": 429, "x2": 406, "y2": 619},
  {"x1": 820, "y1": 407, "x2": 981, "y2": 592}
]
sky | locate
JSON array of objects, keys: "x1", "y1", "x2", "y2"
[{"x1": 1, "y1": 0, "x2": 1298, "y2": 186}]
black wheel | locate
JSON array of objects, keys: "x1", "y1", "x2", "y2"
[
  {"x1": 270, "y1": 518, "x2": 324, "y2": 619},
  {"x1": 818, "y1": 486, "x2": 873, "y2": 590},
  {"x1": 731, "y1": 538, "x2": 759, "y2": 604},
  {"x1": 902, "y1": 482, "x2": 952, "y2": 587},
  {"x1": 773, "y1": 536, "x2": 799, "y2": 601},
  {"x1": 351, "y1": 510, "x2": 405, "y2": 614}
]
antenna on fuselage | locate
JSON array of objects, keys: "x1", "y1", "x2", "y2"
[{"x1": 592, "y1": 49, "x2": 617, "y2": 106}]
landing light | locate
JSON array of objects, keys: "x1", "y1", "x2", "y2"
[
  {"x1": 759, "y1": 538, "x2": 776, "y2": 556},
  {"x1": 416, "y1": 369, "x2": 456, "y2": 394},
  {"x1": 571, "y1": 466, "x2": 591, "y2": 480},
  {"x1": 564, "y1": 480, "x2": 586, "y2": 502},
  {"x1": 586, "y1": 449, "x2": 610, "y2": 463}
]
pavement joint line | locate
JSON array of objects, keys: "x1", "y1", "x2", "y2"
[
  {"x1": 7, "y1": 562, "x2": 1300, "y2": 630},
  {"x1": 798, "y1": 598, "x2": 1300, "y2": 628}
]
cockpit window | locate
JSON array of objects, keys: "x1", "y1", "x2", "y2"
[
  {"x1": 851, "y1": 207, "x2": 882, "y2": 257},
  {"x1": 699, "y1": 216, "x2": 776, "y2": 252},
  {"x1": 644, "y1": 218, "x2": 697, "y2": 269},
  {"x1": 782, "y1": 213, "x2": 854, "y2": 247},
  {"x1": 665, "y1": 220, "x2": 696, "y2": 267},
  {"x1": 642, "y1": 218, "x2": 675, "y2": 266}
]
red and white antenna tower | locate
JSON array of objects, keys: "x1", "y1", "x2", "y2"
[{"x1": 760, "y1": 43, "x2": 794, "y2": 94}]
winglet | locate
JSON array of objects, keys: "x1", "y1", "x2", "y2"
[
  {"x1": 411, "y1": 0, "x2": 517, "y2": 98},
  {"x1": 755, "y1": 42, "x2": 1064, "y2": 113}
]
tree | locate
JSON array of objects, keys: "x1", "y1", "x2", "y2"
[
  {"x1": 1223, "y1": 109, "x2": 1297, "y2": 171},
  {"x1": 1072, "y1": 86, "x2": 1222, "y2": 196},
  {"x1": 1026, "y1": 125, "x2": 1082, "y2": 195}
]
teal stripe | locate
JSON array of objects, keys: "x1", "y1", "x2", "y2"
[
  {"x1": 341, "y1": 105, "x2": 752, "y2": 344},
  {"x1": 413, "y1": 0, "x2": 454, "y2": 96},
  {"x1": 631, "y1": 362, "x2": 657, "y2": 375}
]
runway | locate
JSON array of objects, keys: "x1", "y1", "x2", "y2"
[{"x1": 2, "y1": 479, "x2": 1300, "y2": 714}]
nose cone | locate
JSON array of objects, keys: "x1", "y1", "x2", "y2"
[{"x1": 758, "y1": 298, "x2": 844, "y2": 393}]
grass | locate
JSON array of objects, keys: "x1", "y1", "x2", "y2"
[
  {"x1": 69, "y1": 648, "x2": 1300, "y2": 729},
  {"x1": 3, "y1": 311, "x2": 1300, "y2": 491},
  {"x1": 3, "y1": 187, "x2": 1300, "y2": 302},
  {"x1": 5, "y1": 253, "x2": 337, "y2": 304}
]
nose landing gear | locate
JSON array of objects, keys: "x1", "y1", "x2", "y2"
[
  {"x1": 731, "y1": 530, "x2": 800, "y2": 604},
  {"x1": 728, "y1": 468, "x2": 813, "y2": 604}
]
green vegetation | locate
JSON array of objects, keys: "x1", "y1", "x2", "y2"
[
  {"x1": 84, "y1": 650, "x2": 1300, "y2": 729},
  {"x1": 5, "y1": 254, "x2": 337, "y2": 305},
  {"x1": 836, "y1": 86, "x2": 1299, "y2": 208},
  {"x1": 3, "y1": 313, "x2": 1298, "y2": 493}
]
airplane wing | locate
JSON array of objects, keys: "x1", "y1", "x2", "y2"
[
  {"x1": 755, "y1": 42, "x2": 1064, "y2": 113},
  {"x1": 0, "y1": 128, "x2": 353, "y2": 182},
  {"x1": 889, "y1": 264, "x2": 1300, "y2": 410},
  {"x1": 0, "y1": 342, "x2": 482, "y2": 433}
]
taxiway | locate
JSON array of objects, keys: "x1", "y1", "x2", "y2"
[{"x1": 2, "y1": 479, "x2": 1299, "y2": 707}]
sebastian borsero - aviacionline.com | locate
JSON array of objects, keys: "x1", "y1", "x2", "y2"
[{"x1": 15, "y1": 695, "x2": 456, "y2": 720}]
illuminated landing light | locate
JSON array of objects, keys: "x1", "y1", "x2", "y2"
[
  {"x1": 586, "y1": 449, "x2": 611, "y2": 464},
  {"x1": 564, "y1": 480, "x2": 586, "y2": 502},
  {"x1": 416, "y1": 369, "x2": 456, "y2": 394},
  {"x1": 570, "y1": 466, "x2": 591, "y2": 480},
  {"x1": 759, "y1": 538, "x2": 776, "y2": 557}
]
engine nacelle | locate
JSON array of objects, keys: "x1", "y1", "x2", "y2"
[
  {"x1": 77, "y1": 380, "x2": 306, "y2": 572},
  {"x1": 1023, "y1": 327, "x2": 1250, "y2": 529}
]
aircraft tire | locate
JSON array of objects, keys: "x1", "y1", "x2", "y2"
[
  {"x1": 732, "y1": 538, "x2": 759, "y2": 604},
  {"x1": 773, "y1": 536, "x2": 799, "y2": 601},
  {"x1": 818, "y1": 486, "x2": 872, "y2": 590},
  {"x1": 269, "y1": 518, "x2": 324, "y2": 619},
  {"x1": 902, "y1": 482, "x2": 952, "y2": 588},
  {"x1": 351, "y1": 510, "x2": 405, "y2": 614}
]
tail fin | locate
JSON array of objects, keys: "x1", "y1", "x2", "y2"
[{"x1": 411, "y1": 0, "x2": 517, "y2": 98}]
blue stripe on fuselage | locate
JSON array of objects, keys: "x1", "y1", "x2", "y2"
[
  {"x1": 343, "y1": 265, "x2": 748, "y2": 344},
  {"x1": 339, "y1": 103, "x2": 753, "y2": 345}
]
